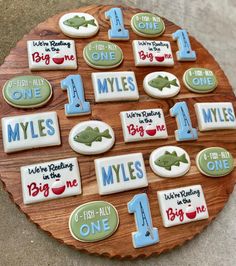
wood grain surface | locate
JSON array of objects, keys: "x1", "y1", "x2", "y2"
[{"x1": 0, "y1": 5, "x2": 235, "y2": 259}]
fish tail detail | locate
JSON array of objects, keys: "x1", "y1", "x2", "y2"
[
  {"x1": 88, "y1": 19, "x2": 97, "y2": 26},
  {"x1": 171, "y1": 79, "x2": 178, "y2": 87},
  {"x1": 179, "y1": 154, "x2": 188, "y2": 163},
  {"x1": 102, "y1": 129, "x2": 112, "y2": 139}
]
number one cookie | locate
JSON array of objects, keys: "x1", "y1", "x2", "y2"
[
  {"x1": 105, "y1": 7, "x2": 129, "y2": 40},
  {"x1": 170, "y1": 101, "x2": 198, "y2": 141},
  {"x1": 61, "y1": 75, "x2": 90, "y2": 116},
  {"x1": 127, "y1": 193, "x2": 159, "y2": 248},
  {"x1": 172, "y1": 29, "x2": 196, "y2": 61}
]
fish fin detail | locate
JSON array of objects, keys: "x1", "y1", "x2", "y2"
[
  {"x1": 85, "y1": 142, "x2": 92, "y2": 146},
  {"x1": 179, "y1": 153, "x2": 188, "y2": 164},
  {"x1": 172, "y1": 151, "x2": 177, "y2": 156},
  {"x1": 165, "y1": 166, "x2": 172, "y2": 171},
  {"x1": 102, "y1": 129, "x2": 112, "y2": 139},
  {"x1": 171, "y1": 79, "x2": 179, "y2": 87},
  {"x1": 164, "y1": 151, "x2": 170, "y2": 155},
  {"x1": 164, "y1": 76, "x2": 169, "y2": 80},
  {"x1": 86, "y1": 126, "x2": 93, "y2": 131},
  {"x1": 166, "y1": 84, "x2": 171, "y2": 88},
  {"x1": 175, "y1": 161, "x2": 180, "y2": 166},
  {"x1": 96, "y1": 136, "x2": 102, "y2": 141},
  {"x1": 94, "y1": 127, "x2": 99, "y2": 132}
]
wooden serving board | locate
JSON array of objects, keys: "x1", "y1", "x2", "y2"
[{"x1": 0, "y1": 5, "x2": 235, "y2": 259}]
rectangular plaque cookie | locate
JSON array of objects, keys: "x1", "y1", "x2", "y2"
[
  {"x1": 27, "y1": 40, "x2": 77, "y2": 70},
  {"x1": 157, "y1": 185, "x2": 209, "y2": 227},
  {"x1": 21, "y1": 157, "x2": 81, "y2": 204}
]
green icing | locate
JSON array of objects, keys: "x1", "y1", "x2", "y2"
[
  {"x1": 132, "y1": 12, "x2": 165, "y2": 36},
  {"x1": 197, "y1": 147, "x2": 234, "y2": 177},
  {"x1": 155, "y1": 150, "x2": 188, "y2": 171},
  {"x1": 73, "y1": 126, "x2": 112, "y2": 147},
  {"x1": 63, "y1": 15, "x2": 97, "y2": 29},
  {"x1": 69, "y1": 201, "x2": 119, "y2": 242},
  {"x1": 148, "y1": 75, "x2": 179, "y2": 91},
  {"x1": 83, "y1": 41, "x2": 123, "y2": 68},
  {"x1": 184, "y1": 68, "x2": 218, "y2": 93},
  {"x1": 3, "y1": 75, "x2": 52, "y2": 108}
]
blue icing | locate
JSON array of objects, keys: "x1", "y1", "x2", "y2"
[
  {"x1": 8, "y1": 123, "x2": 20, "y2": 142},
  {"x1": 138, "y1": 21, "x2": 159, "y2": 29},
  {"x1": 170, "y1": 101, "x2": 198, "y2": 141},
  {"x1": 105, "y1": 8, "x2": 129, "y2": 40},
  {"x1": 61, "y1": 75, "x2": 90, "y2": 116},
  {"x1": 207, "y1": 160, "x2": 229, "y2": 171},
  {"x1": 172, "y1": 29, "x2": 196, "y2": 61},
  {"x1": 127, "y1": 193, "x2": 159, "y2": 248}
]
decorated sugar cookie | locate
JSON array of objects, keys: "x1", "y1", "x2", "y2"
[
  {"x1": 92, "y1": 71, "x2": 139, "y2": 102},
  {"x1": 183, "y1": 68, "x2": 218, "y2": 93},
  {"x1": 132, "y1": 40, "x2": 174, "y2": 66},
  {"x1": 194, "y1": 102, "x2": 236, "y2": 131},
  {"x1": 59, "y1": 12, "x2": 99, "y2": 38},
  {"x1": 27, "y1": 40, "x2": 77, "y2": 70},
  {"x1": 21, "y1": 157, "x2": 81, "y2": 204},
  {"x1": 3, "y1": 75, "x2": 52, "y2": 109},
  {"x1": 196, "y1": 147, "x2": 234, "y2": 177},
  {"x1": 143, "y1": 72, "x2": 180, "y2": 98},
  {"x1": 83, "y1": 41, "x2": 123, "y2": 69},
  {"x1": 61, "y1": 74, "x2": 90, "y2": 116},
  {"x1": 157, "y1": 185, "x2": 209, "y2": 227},
  {"x1": 170, "y1": 101, "x2": 198, "y2": 141},
  {"x1": 128, "y1": 193, "x2": 159, "y2": 248},
  {"x1": 149, "y1": 146, "x2": 191, "y2": 178},
  {"x1": 120, "y1": 108, "x2": 168, "y2": 142},
  {"x1": 69, "y1": 201, "x2": 119, "y2": 242},
  {"x1": 105, "y1": 7, "x2": 129, "y2": 40},
  {"x1": 1, "y1": 111, "x2": 61, "y2": 153},
  {"x1": 131, "y1": 12, "x2": 165, "y2": 37},
  {"x1": 69, "y1": 120, "x2": 115, "y2": 155},
  {"x1": 172, "y1": 29, "x2": 196, "y2": 61},
  {"x1": 95, "y1": 153, "x2": 148, "y2": 195}
]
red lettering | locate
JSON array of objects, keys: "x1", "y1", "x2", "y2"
[
  {"x1": 166, "y1": 208, "x2": 184, "y2": 222},
  {"x1": 32, "y1": 52, "x2": 50, "y2": 65},
  {"x1": 196, "y1": 205, "x2": 206, "y2": 213},
  {"x1": 27, "y1": 182, "x2": 49, "y2": 197},
  {"x1": 138, "y1": 50, "x2": 153, "y2": 62},
  {"x1": 156, "y1": 124, "x2": 165, "y2": 131},
  {"x1": 127, "y1": 124, "x2": 144, "y2": 137},
  {"x1": 66, "y1": 179, "x2": 78, "y2": 188},
  {"x1": 64, "y1": 55, "x2": 75, "y2": 61}
]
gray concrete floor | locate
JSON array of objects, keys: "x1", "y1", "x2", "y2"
[{"x1": 0, "y1": 1, "x2": 236, "y2": 265}]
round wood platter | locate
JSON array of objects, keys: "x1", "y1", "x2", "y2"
[{"x1": 0, "y1": 5, "x2": 235, "y2": 259}]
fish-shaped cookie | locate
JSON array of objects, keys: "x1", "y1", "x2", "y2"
[
  {"x1": 74, "y1": 126, "x2": 112, "y2": 146},
  {"x1": 154, "y1": 151, "x2": 188, "y2": 170},
  {"x1": 63, "y1": 15, "x2": 97, "y2": 29},
  {"x1": 148, "y1": 75, "x2": 178, "y2": 91}
]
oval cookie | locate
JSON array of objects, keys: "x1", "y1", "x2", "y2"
[
  {"x1": 69, "y1": 201, "x2": 119, "y2": 242},
  {"x1": 59, "y1": 12, "x2": 99, "y2": 38},
  {"x1": 183, "y1": 68, "x2": 218, "y2": 93},
  {"x1": 196, "y1": 147, "x2": 234, "y2": 177},
  {"x1": 131, "y1": 12, "x2": 165, "y2": 37},
  {"x1": 69, "y1": 120, "x2": 115, "y2": 155},
  {"x1": 83, "y1": 41, "x2": 123, "y2": 69},
  {"x1": 3, "y1": 75, "x2": 52, "y2": 109},
  {"x1": 143, "y1": 72, "x2": 180, "y2": 98},
  {"x1": 149, "y1": 146, "x2": 191, "y2": 178}
]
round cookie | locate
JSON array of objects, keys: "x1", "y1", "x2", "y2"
[
  {"x1": 143, "y1": 71, "x2": 180, "y2": 98},
  {"x1": 183, "y1": 68, "x2": 218, "y2": 93},
  {"x1": 83, "y1": 40, "x2": 123, "y2": 69},
  {"x1": 59, "y1": 12, "x2": 99, "y2": 38},
  {"x1": 69, "y1": 120, "x2": 115, "y2": 155},
  {"x1": 149, "y1": 146, "x2": 191, "y2": 178},
  {"x1": 196, "y1": 147, "x2": 234, "y2": 177},
  {"x1": 131, "y1": 12, "x2": 165, "y2": 37},
  {"x1": 3, "y1": 75, "x2": 52, "y2": 109}
]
